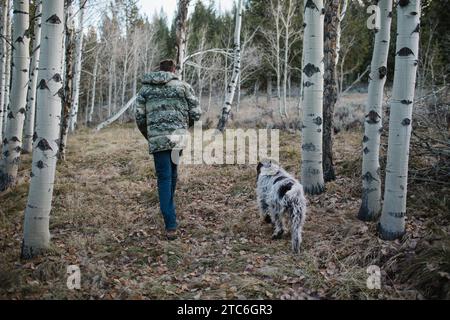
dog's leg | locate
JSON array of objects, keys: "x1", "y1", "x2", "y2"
[
  {"x1": 258, "y1": 196, "x2": 272, "y2": 224},
  {"x1": 271, "y1": 206, "x2": 284, "y2": 240},
  {"x1": 281, "y1": 213, "x2": 290, "y2": 235}
]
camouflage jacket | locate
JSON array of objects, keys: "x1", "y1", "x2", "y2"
[{"x1": 135, "y1": 71, "x2": 202, "y2": 154}]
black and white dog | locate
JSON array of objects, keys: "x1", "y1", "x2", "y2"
[{"x1": 256, "y1": 160, "x2": 307, "y2": 253}]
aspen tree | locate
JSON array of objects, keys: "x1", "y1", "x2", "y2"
[
  {"x1": 22, "y1": 0, "x2": 65, "y2": 258},
  {"x1": 379, "y1": 0, "x2": 421, "y2": 240},
  {"x1": 300, "y1": 0, "x2": 325, "y2": 195}
]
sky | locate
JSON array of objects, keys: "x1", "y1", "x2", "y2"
[{"x1": 138, "y1": 0, "x2": 235, "y2": 22}]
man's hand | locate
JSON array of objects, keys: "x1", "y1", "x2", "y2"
[{"x1": 185, "y1": 84, "x2": 202, "y2": 127}]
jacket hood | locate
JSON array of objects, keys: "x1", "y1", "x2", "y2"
[{"x1": 141, "y1": 71, "x2": 179, "y2": 85}]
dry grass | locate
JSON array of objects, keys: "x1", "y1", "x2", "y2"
[
  {"x1": 0, "y1": 96, "x2": 448, "y2": 300},
  {"x1": 202, "y1": 93, "x2": 367, "y2": 131}
]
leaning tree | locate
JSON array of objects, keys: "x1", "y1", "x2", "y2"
[
  {"x1": 217, "y1": 0, "x2": 243, "y2": 132},
  {"x1": 23, "y1": 0, "x2": 43, "y2": 154},
  {"x1": 358, "y1": 0, "x2": 393, "y2": 221}
]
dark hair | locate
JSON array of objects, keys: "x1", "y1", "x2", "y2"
[{"x1": 160, "y1": 59, "x2": 176, "y2": 72}]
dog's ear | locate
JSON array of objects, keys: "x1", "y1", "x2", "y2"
[{"x1": 257, "y1": 162, "x2": 263, "y2": 176}]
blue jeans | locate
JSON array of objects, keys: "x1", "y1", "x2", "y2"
[{"x1": 153, "y1": 150, "x2": 178, "y2": 231}]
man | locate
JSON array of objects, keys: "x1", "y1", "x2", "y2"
[{"x1": 135, "y1": 60, "x2": 201, "y2": 240}]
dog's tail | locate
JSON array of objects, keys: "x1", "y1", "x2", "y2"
[{"x1": 285, "y1": 184, "x2": 307, "y2": 254}]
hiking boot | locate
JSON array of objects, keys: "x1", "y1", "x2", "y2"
[{"x1": 166, "y1": 229, "x2": 178, "y2": 241}]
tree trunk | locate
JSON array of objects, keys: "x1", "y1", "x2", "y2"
[
  {"x1": 282, "y1": 12, "x2": 290, "y2": 117},
  {"x1": 0, "y1": 0, "x2": 30, "y2": 191},
  {"x1": 217, "y1": 0, "x2": 243, "y2": 131},
  {"x1": 85, "y1": 78, "x2": 90, "y2": 126},
  {"x1": 379, "y1": 0, "x2": 421, "y2": 240},
  {"x1": 69, "y1": 1, "x2": 85, "y2": 132},
  {"x1": 108, "y1": 57, "x2": 113, "y2": 117},
  {"x1": 197, "y1": 64, "x2": 203, "y2": 109},
  {"x1": 0, "y1": 0, "x2": 8, "y2": 143},
  {"x1": 336, "y1": 0, "x2": 348, "y2": 65},
  {"x1": 2, "y1": 4, "x2": 11, "y2": 141},
  {"x1": 254, "y1": 80, "x2": 259, "y2": 105},
  {"x1": 59, "y1": 0, "x2": 75, "y2": 161},
  {"x1": 322, "y1": 0, "x2": 340, "y2": 182},
  {"x1": 175, "y1": 0, "x2": 190, "y2": 79},
  {"x1": 267, "y1": 76, "x2": 272, "y2": 104},
  {"x1": 276, "y1": 49, "x2": 281, "y2": 116},
  {"x1": 300, "y1": 0, "x2": 325, "y2": 195},
  {"x1": 21, "y1": 0, "x2": 64, "y2": 259},
  {"x1": 297, "y1": 56, "x2": 304, "y2": 113},
  {"x1": 274, "y1": 1, "x2": 282, "y2": 117},
  {"x1": 288, "y1": 74, "x2": 291, "y2": 99},
  {"x1": 236, "y1": 75, "x2": 241, "y2": 112},
  {"x1": 358, "y1": 0, "x2": 392, "y2": 221},
  {"x1": 132, "y1": 41, "x2": 138, "y2": 101},
  {"x1": 88, "y1": 52, "x2": 98, "y2": 126},
  {"x1": 99, "y1": 78, "x2": 103, "y2": 121},
  {"x1": 120, "y1": 44, "x2": 129, "y2": 110},
  {"x1": 23, "y1": 1, "x2": 42, "y2": 154},
  {"x1": 96, "y1": 96, "x2": 137, "y2": 131},
  {"x1": 207, "y1": 75, "x2": 212, "y2": 112},
  {"x1": 112, "y1": 58, "x2": 117, "y2": 112}
]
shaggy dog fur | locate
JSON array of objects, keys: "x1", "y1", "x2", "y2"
[{"x1": 256, "y1": 160, "x2": 307, "y2": 253}]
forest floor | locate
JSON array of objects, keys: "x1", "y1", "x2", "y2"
[{"x1": 0, "y1": 123, "x2": 449, "y2": 300}]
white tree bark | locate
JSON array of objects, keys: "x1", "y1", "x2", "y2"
[
  {"x1": 175, "y1": 0, "x2": 190, "y2": 79},
  {"x1": 281, "y1": 0, "x2": 296, "y2": 117},
  {"x1": 120, "y1": 42, "x2": 129, "y2": 109},
  {"x1": 23, "y1": 0, "x2": 42, "y2": 154},
  {"x1": 69, "y1": 1, "x2": 85, "y2": 132},
  {"x1": 195, "y1": 28, "x2": 207, "y2": 108},
  {"x1": 0, "y1": 0, "x2": 30, "y2": 191},
  {"x1": 335, "y1": 0, "x2": 348, "y2": 65},
  {"x1": 96, "y1": 96, "x2": 137, "y2": 131},
  {"x1": 282, "y1": 7, "x2": 289, "y2": 117},
  {"x1": 358, "y1": 0, "x2": 392, "y2": 221},
  {"x1": 379, "y1": 0, "x2": 421, "y2": 240},
  {"x1": 217, "y1": 0, "x2": 243, "y2": 131},
  {"x1": 88, "y1": 51, "x2": 99, "y2": 125},
  {"x1": 274, "y1": 0, "x2": 282, "y2": 117},
  {"x1": 2, "y1": 2, "x2": 11, "y2": 141},
  {"x1": 108, "y1": 56, "x2": 113, "y2": 117},
  {"x1": 0, "y1": 0, "x2": 9, "y2": 143},
  {"x1": 58, "y1": 0, "x2": 75, "y2": 161},
  {"x1": 22, "y1": 0, "x2": 64, "y2": 258},
  {"x1": 300, "y1": 0, "x2": 325, "y2": 195}
]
